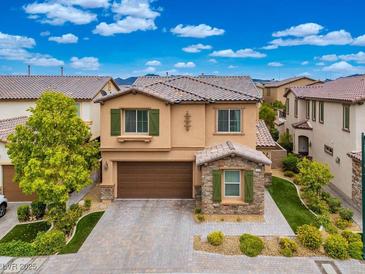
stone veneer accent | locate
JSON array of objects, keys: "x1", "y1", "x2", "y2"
[
  {"x1": 200, "y1": 156, "x2": 266, "y2": 215},
  {"x1": 351, "y1": 159, "x2": 362, "y2": 210},
  {"x1": 100, "y1": 184, "x2": 114, "y2": 201}
]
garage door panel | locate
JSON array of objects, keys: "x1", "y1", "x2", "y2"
[
  {"x1": 2, "y1": 165, "x2": 35, "y2": 202},
  {"x1": 117, "y1": 162, "x2": 193, "y2": 199}
]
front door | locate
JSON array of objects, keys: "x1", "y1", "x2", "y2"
[{"x1": 298, "y1": 136, "x2": 309, "y2": 156}]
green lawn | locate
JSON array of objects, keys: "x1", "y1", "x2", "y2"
[
  {"x1": 267, "y1": 176, "x2": 317, "y2": 233},
  {"x1": 60, "y1": 211, "x2": 104, "y2": 254},
  {"x1": 0, "y1": 221, "x2": 50, "y2": 243}
]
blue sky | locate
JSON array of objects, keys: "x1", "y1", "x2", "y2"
[{"x1": 1, "y1": 0, "x2": 365, "y2": 79}]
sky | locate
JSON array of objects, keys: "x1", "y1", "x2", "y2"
[{"x1": 1, "y1": 0, "x2": 365, "y2": 80}]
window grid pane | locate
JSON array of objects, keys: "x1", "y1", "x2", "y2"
[
  {"x1": 225, "y1": 184, "x2": 240, "y2": 196},
  {"x1": 125, "y1": 110, "x2": 136, "y2": 132},
  {"x1": 224, "y1": 170, "x2": 240, "y2": 183},
  {"x1": 229, "y1": 110, "x2": 241, "y2": 132},
  {"x1": 218, "y1": 110, "x2": 229, "y2": 132},
  {"x1": 137, "y1": 110, "x2": 148, "y2": 133}
]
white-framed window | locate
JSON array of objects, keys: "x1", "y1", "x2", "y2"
[
  {"x1": 217, "y1": 109, "x2": 241, "y2": 133},
  {"x1": 312, "y1": 101, "x2": 316, "y2": 121},
  {"x1": 343, "y1": 105, "x2": 350, "y2": 132},
  {"x1": 305, "y1": 100, "x2": 310, "y2": 119},
  {"x1": 294, "y1": 99, "x2": 298, "y2": 118},
  {"x1": 319, "y1": 102, "x2": 324, "y2": 123},
  {"x1": 224, "y1": 170, "x2": 241, "y2": 197},
  {"x1": 124, "y1": 109, "x2": 148, "y2": 133}
]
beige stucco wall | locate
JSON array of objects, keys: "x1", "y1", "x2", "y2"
[{"x1": 285, "y1": 91, "x2": 364, "y2": 199}]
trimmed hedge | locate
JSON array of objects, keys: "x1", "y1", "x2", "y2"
[
  {"x1": 324, "y1": 234, "x2": 349, "y2": 259},
  {"x1": 31, "y1": 201, "x2": 46, "y2": 219},
  {"x1": 339, "y1": 208, "x2": 353, "y2": 221},
  {"x1": 239, "y1": 234, "x2": 264, "y2": 257}
]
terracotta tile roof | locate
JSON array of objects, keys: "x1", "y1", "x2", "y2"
[
  {"x1": 0, "y1": 116, "x2": 27, "y2": 142},
  {"x1": 292, "y1": 120, "x2": 313, "y2": 130},
  {"x1": 348, "y1": 151, "x2": 361, "y2": 162},
  {"x1": 256, "y1": 120, "x2": 277, "y2": 148},
  {"x1": 263, "y1": 76, "x2": 315, "y2": 88},
  {"x1": 96, "y1": 75, "x2": 261, "y2": 103},
  {"x1": 287, "y1": 75, "x2": 365, "y2": 103},
  {"x1": 196, "y1": 140, "x2": 271, "y2": 166},
  {"x1": 0, "y1": 75, "x2": 117, "y2": 100}
]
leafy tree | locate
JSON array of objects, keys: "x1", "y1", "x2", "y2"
[
  {"x1": 272, "y1": 100, "x2": 285, "y2": 110},
  {"x1": 259, "y1": 103, "x2": 276, "y2": 129},
  {"x1": 297, "y1": 158, "x2": 333, "y2": 198},
  {"x1": 7, "y1": 92, "x2": 99, "y2": 207},
  {"x1": 278, "y1": 131, "x2": 293, "y2": 152}
]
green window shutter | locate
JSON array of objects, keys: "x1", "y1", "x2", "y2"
[
  {"x1": 244, "y1": 170, "x2": 254, "y2": 203},
  {"x1": 212, "y1": 170, "x2": 222, "y2": 203},
  {"x1": 110, "y1": 109, "x2": 121, "y2": 136},
  {"x1": 149, "y1": 109, "x2": 159, "y2": 136}
]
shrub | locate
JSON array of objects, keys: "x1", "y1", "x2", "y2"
[
  {"x1": 53, "y1": 206, "x2": 83, "y2": 235},
  {"x1": 279, "y1": 238, "x2": 298, "y2": 257},
  {"x1": 339, "y1": 208, "x2": 353, "y2": 221},
  {"x1": 0, "y1": 240, "x2": 35, "y2": 257},
  {"x1": 341, "y1": 230, "x2": 361, "y2": 243},
  {"x1": 17, "y1": 205, "x2": 31, "y2": 222},
  {"x1": 196, "y1": 214, "x2": 205, "y2": 222},
  {"x1": 324, "y1": 223, "x2": 338, "y2": 234},
  {"x1": 335, "y1": 218, "x2": 351, "y2": 230},
  {"x1": 194, "y1": 208, "x2": 202, "y2": 214},
  {"x1": 32, "y1": 230, "x2": 66, "y2": 255},
  {"x1": 272, "y1": 100, "x2": 285, "y2": 110},
  {"x1": 324, "y1": 234, "x2": 349, "y2": 259},
  {"x1": 297, "y1": 225, "x2": 322, "y2": 250},
  {"x1": 282, "y1": 154, "x2": 299, "y2": 173},
  {"x1": 320, "y1": 191, "x2": 331, "y2": 202},
  {"x1": 348, "y1": 241, "x2": 363, "y2": 260},
  {"x1": 326, "y1": 197, "x2": 341, "y2": 213},
  {"x1": 283, "y1": 170, "x2": 295, "y2": 178},
  {"x1": 31, "y1": 201, "x2": 46, "y2": 219},
  {"x1": 307, "y1": 197, "x2": 329, "y2": 215},
  {"x1": 84, "y1": 199, "x2": 92, "y2": 210},
  {"x1": 279, "y1": 132, "x2": 293, "y2": 152},
  {"x1": 239, "y1": 234, "x2": 264, "y2": 257},
  {"x1": 207, "y1": 231, "x2": 224, "y2": 246},
  {"x1": 315, "y1": 214, "x2": 331, "y2": 228},
  {"x1": 69, "y1": 203, "x2": 81, "y2": 211}
]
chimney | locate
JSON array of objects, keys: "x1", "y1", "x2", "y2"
[
  {"x1": 60, "y1": 66, "x2": 64, "y2": 76},
  {"x1": 27, "y1": 65, "x2": 31, "y2": 76}
]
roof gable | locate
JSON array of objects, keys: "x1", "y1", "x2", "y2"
[{"x1": 264, "y1": 76, "x2": 315, "y2": 88}]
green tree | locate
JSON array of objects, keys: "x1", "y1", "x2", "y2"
[
  {"x1": 272, "y1": 100, "x2": 285, "y2": 110},
  {"x1": 297, "y1": 158, "x2": 333, "y2": 197},
  {"x1": 7, "y1": 92, "x2": 99, "y2": 207},
  {"x1": 259, "y1": 103, "x2": 276, "y2": 129},
  {"x1": 278, "y1": 131, "x2": 293, "y2": 152}
]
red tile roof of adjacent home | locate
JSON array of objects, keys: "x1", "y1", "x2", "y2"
[
  {"x1": 256, "y1": 120, "x2": 277, "y2": 148},
  {"x1": 96, "y1": 75, "x2": 261, "y2": 103},
  {"x1": 195, "y1": 140, "x2": 272, "y2": 166},
  {"x1": 0, "y1": 75, "x2": 118, "y2": 100},
  {"x1": 263, "y1": 76, "x2": 315, "y2": 88},
  {"x1": 292, "y1": 120, "x2": 313, "y2": 130},
  {"x1": 0, "y1": 116, "x2": 28, "y2": 142},
  {"x1": 348, "y1": 151, "x2": 361, "y2": 162},
  {"x1": 285, "y1": 75, "x2": 365, "y2": 103}
]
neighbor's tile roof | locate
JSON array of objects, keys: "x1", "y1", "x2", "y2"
[
  {"x1": 196, "y1": 140, "x2": 272, "y2": 166},
  {"x1": 0, "y1": 75, "x2": 117, "y2": 100},
  {"x1": 348, "y1": 151, "x2": 361, "y2": 162},
  {"x1": 256, "y1": 120, "x2": 277, "y2": 148},
  {"x1": 287, "y1": 75, "x2": 365, "y2": 103},
  {"x1": 263, "y1": 76, "x2": 315, "y2": 88},
  {"x1": 292, "y1": 120, "x2": 313, "y2": 130},
  {"x1": 0, "y1": 116, "x2": 27, "y2": 142},
  {"x1": 96, "y1": 75, "x2": 261, "y2": 103}
]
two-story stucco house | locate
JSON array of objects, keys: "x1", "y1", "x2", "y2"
[
  {"x1": 284, "y1": 75, "x2": 365, "y2": 209},
  {"x1": 0, "y1": 75, "x2": 119, "y2": 201},
  {"x1": 95, "y1": 75, "x2": 274, "y2": 215},
  {"x1": 262, "y1": 76, "x2": 318, "y2": 104}
]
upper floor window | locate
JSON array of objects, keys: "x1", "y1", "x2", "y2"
[
  {"x1": 312, "y1": 101, "x2": 316, "y2": 121},
  {"x1": 125, "y1": 109, "x2": 148, "y2": 133},
  {"x1": 294, "y1": 99, "x2": 298, "y2": 118},
  {"x1": 343, "y1": 105, "x2": 350, "y2": 132},
  {"x1": 285, "y1": 99, "x2": 289, "y2": 115},
  {"x1": 217, "y1": 109, "x2": 241, "y2": 133},
  {"x1": 319, "y1": 102, "x2": 324, "y2": 123},
  {"x1": 305, "y1": 101, "x2": 310, "y2": 119}
]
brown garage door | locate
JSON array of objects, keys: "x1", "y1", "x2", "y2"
[
  {"x1": 117, "y1": 162, "x2": 193, "y2": 199},
  {"x1": 2, "y1": 165, "x2": 35, "y2": 202}
]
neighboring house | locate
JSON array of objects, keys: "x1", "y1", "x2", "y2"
[
  {"x1": 0, "y1": 75, "x2": 119, "y2": 201},
  {"x1": 263, "y1": 76, "x2": 317, "y2": 104},
  {"x1": 284, "y1": 75, "x2": 365, "y2": 209},
  {"x1": 95, "y1": 75, "x2": 274, "y2": 215}
]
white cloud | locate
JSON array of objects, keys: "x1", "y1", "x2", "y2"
[
  {"x1": 174, "y1": 62, "x2": 195, "y2": 68},
  {"x1": 268, "y1": 62, "x2": 283, "y2": 67},
  {"x1": 299, "y1": 72, "x2": 311, "y2": 76},
  {"x1": 352, "y1": 34, "x2": 365, "y2": 46},
  {"x1": 0, "y1": 32, "x2": 35, "y2": 49},
  {"x1": 182, "y1": 43, "x2": 212, "y2": 53},
  {"x1": 26, "y1": 54, "x2": 64, "y2": 66},
  {"x1": 24, "y1": 2, "x2": 97, "y2": 25},
  {"x1": 340, "y1": 51, "x2": 365, "y2": 64},
  {"x1": 228, "y1": 65, "x2": 237, "y2": 69},
  {"x1": 112, "y1": 0, "x2": 160, "y2": 19},
  {"x1": 170, "y1": 24, "x2": 225, "y2": 38},
  {"x1": 70, "y1": 56, "x2": 100, "y2": 70},
  {"x1": 262, "y1": 44, "x2": 278, "y2": 50},
  {"x1": 62, "y1": 0, "x2": 110, "y2": 8},
  {"x1": 40, "y1": 31, "x2": 50, "y2": 36},
  {"x1": 49, "y1": 33, "x2": 79, "y2": 43},
  {"x1": 301, "y1": 61, "x2": 309, "y2": 65},
  {"x1": 319, "y1": 54, "x2": 338, "y2": 62},
  {"x1": 210, "y1": 48, "x2": 266, "y2": 58},
  {"x1": 208, "y1": 58, "x2": 217, "y2": 63},
  {"x1": 273, "y1": 23, "x2": 323, "y2": 37},
  {"x1": 322, "y1": 61, "x2": 360, "y2": 73},
  {"x1": 145, "y1": 60, "x2": 161, "y2": 66},
  {"x1": 144, "y1": 66, "x2": 156, "y2": 73},
  {"x1": 94, "y1": 16, "x2": 156, "y2": 36}
]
